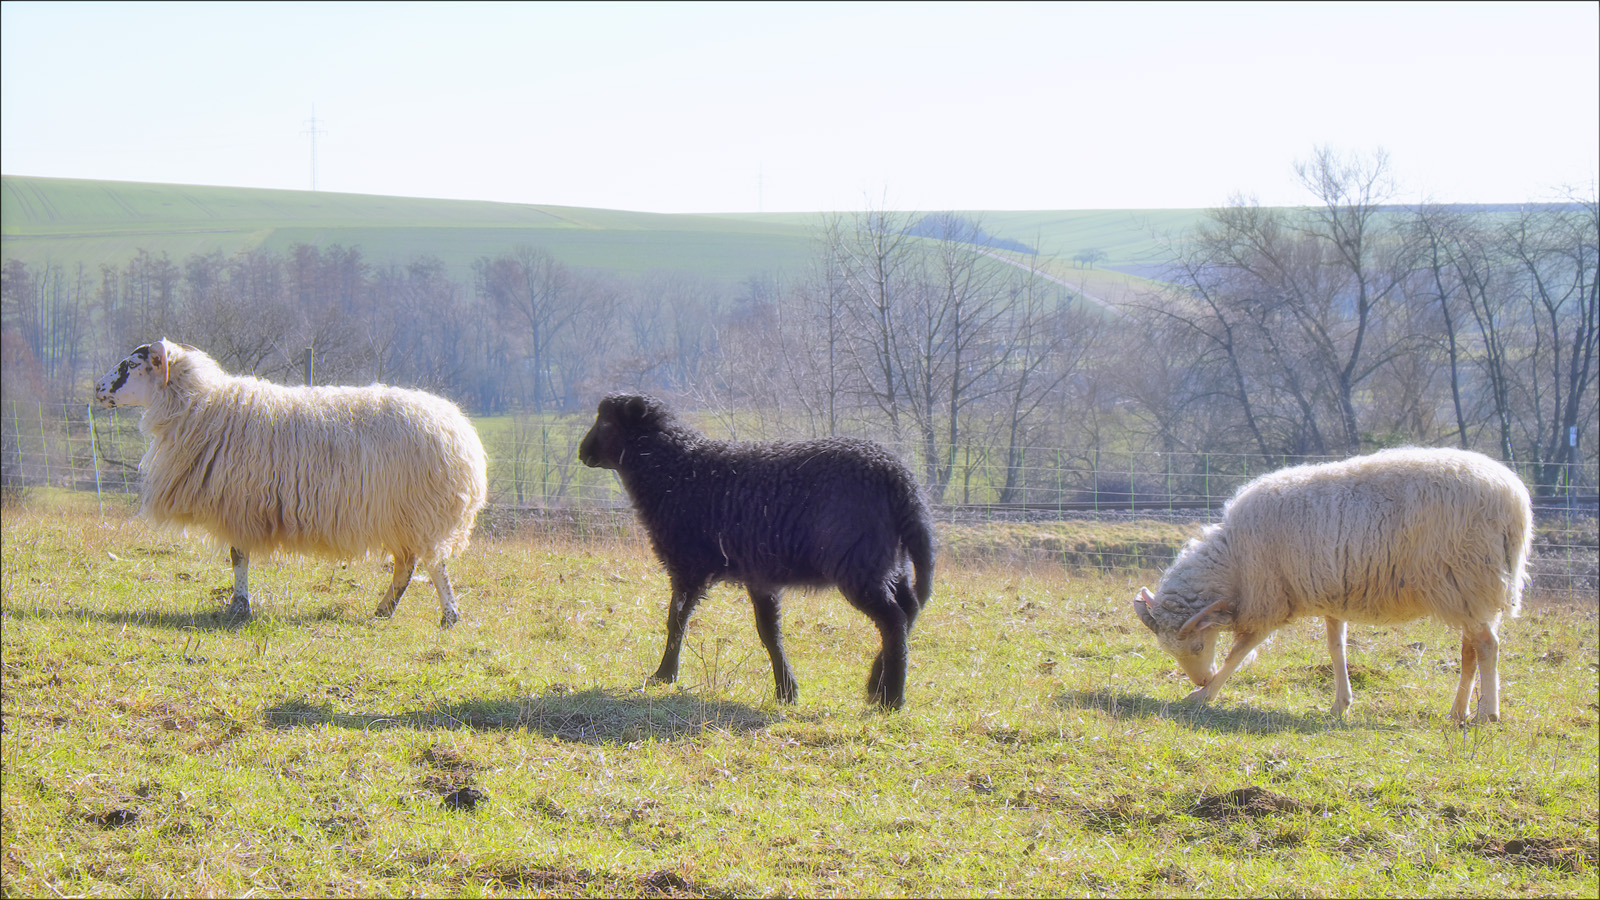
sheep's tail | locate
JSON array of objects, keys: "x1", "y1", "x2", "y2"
[
  {"x1": 908, "y1": 520, "x2": 934, "y2": 609},
  {"x1": 1504, "y1": 487, "x2": 1534, "y2": 618},
  {"x1": 897, "y1": 487, "x2": 937, "y2": 614}
]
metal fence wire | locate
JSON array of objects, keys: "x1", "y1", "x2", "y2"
[{"x1": 3, "y1": 399, "x2": 1595, "y2": 598}]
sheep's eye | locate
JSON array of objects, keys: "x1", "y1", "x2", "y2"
[{"x1": 1189, "y1": 641, "x2": 1204, "y2": 654}]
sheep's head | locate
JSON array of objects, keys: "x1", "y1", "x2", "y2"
[
  {"x1": 1133, "y1": 585, "x2": 1234, "y2": 688},
  {"x1": 95, "y1": 339, "x2": 180, "y2": 409},
  {"x1": 578, "y1": 393, "x2": 669, "y2": 470}
]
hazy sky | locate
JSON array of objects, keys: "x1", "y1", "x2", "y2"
[{"x1": 3, "y1": 1, "x2": 1596, "y2": 213}]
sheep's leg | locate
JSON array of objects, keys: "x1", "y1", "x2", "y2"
[
  {"x1": 373, "y1": 551, "x2": 417, "y2": 620},
  {"x1": 1470, "y1": 624, "x2": 1501, "y2": 723},
  {"x1": 865, "y1": 618, "x2": 910, "y2": 710},
  {"x1": 226, "y1": 547, "x2": 251, "y2": 621},
  {"x1": 848, "y1": 584, "x2": 910, "y2": 710},
  {"x1": 1190, "y1": 629, "x2": 1269, "y2": 706},
  {"x1": 892, "y1": 569, "x2": 922, "y2": 630},
  {"x1": 650, "y1": 576, "x2": 709, "y2": 686},
  {"x1": 1326, "y1": 617, "x2": 1353, "y2": 717},
  {"x1": 749, "y1": 588, "x2": 799, "y2": 703},
  {"x1": 1449, "y1": 628, "x2": 1481, "y2": 722},
  {"x1": 868, "y1": 570, "x2": 924, "y2": 708},
  {"x1": 426, "y1": 561, "x2": 460, "y2": 629}
]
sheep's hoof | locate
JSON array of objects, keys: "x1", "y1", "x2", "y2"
[
  {"x1": 865, "y1": 677, "x2": 903, "y2": 710},
  {"x1": 866, "y1": 656, "x2": 888, "y2": 697},
  {"x1": 647, "y1": 671, "x2": 676, "y2": 686},
  {"x1": 225, "y1": 596, "x2": 251, "y2": 622},
  {"x1": 440, "y1": 609, "x2": 459, "y2": 628}
]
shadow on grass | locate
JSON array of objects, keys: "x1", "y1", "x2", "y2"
[
  {"x1": 262, "y1": 686, "x2": 776, "y2": 744},
  {"x1": 1055, "y1": 687, "x2": 1404, "y2": 735},
  {"x1": 1, "y1": 601, "x2": 362, "y2": 633}
]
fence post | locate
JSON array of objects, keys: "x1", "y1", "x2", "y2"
[
  {"x1": 11, "y1": 401, "x2": 23, "y2": 490},
  {"x1": 1055, "y1": 449, "x2": 1063, "y2": 517},
  {"x1": 541, "y1": 419, "x2": 551, "y2": 504},
  {"x1": 1092, "y1": 447, "x2": 1100, "y2": 513},
  {"x1": 87, "y1": 403, "x2": 104, "y2": 518},
  {"x1": 64, "y1": 403, "x2": 77, "y2": 490},
  {"x1": 109, "y1": 403, "x2": 118, "y2": 475},
  {"x1": 37, "y1": 401, "x2": 50, "y2": 488}
]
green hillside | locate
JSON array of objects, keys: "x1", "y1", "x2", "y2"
[
  {"x1": 2, "y1": 175, "x2": 1204, "y2": 287},
  {"x1": 725, "y1": 209, "x2": 1202, "y2": 269}
]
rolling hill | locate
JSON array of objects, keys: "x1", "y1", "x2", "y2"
[{"x1": 2, "y1": 175, "x2": 1202, "y2": 293}]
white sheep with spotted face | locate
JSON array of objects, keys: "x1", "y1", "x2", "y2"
[
  {"x1": 95, "y1": 339, "x2": 487, "y2": 626},
  {"x1": 1133, "y1": 447, "x2": 1532, "y2": 722}
]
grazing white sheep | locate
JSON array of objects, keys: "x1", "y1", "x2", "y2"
[
  {"x1": 1132, "y1": 447, "x2": 1532, "y2": 722},
  {"x1": 95, "y1": 339, "x2": 487, "y2": 626}
]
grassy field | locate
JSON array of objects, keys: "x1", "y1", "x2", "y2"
[
  {"x1": 2, "y1": 497, "x2": 1596, "y2": 898},
  {"x1": 1, "y1": 175, "x2": 1204, "y2": 291}
]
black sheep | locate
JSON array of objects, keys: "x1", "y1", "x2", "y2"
[{"x1": 578, "y1": 394, "x2": 936, "y2": 709}]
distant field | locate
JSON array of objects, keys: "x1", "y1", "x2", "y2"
[
  {"x1": 723, "y1": 208, "x2": 1204, "y2": 269},
  {"x1": 2, "y1": 175, "x2": 1205, "y2": 288}
]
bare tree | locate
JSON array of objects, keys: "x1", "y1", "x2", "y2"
[
  {"x1": 1138, "y1": 201, "x2": 1334, "y2": 457},
  {"x1": 1072, "y1": 248, "x2": 1107, "y2": 269},
  {"x1": 700, "y1": 272, "x2": 829, "y2": 437},
  {"x1": 803, "y1": 220, "x2": 855, "y2": 435},
  {"x1": 1503, "y1": 194, "x2": 1600, "y2": 494},
  {"x1": 179, "y1": 248, "x2": 295, "y2": 377},
  {"x1": 1406, "y1": 204, "x2": 1478, "y2": 448},
  {"x1": 1291, "y1": 147, "x2": 1410, "y2": 450},
  {"x1": 991, "y1": 255, "x2": 1100, "y2": 504},
  {"x1": 546, "y1": 268, "x2": 624, "y2": 410},
  {"x1": 898, "y1": 213, "x2": 1013, "y2": 496},
  {"x1": 829, "y1": 203, "x2": 918, "y2": 438},
  {"x1": 1141, "y1": 149, "x2": 1416, "y2": 459},
  {"x1": 363, "y1": 256, "x2": 473, "y2": 393},
  {"x1": 618, "y1": 270, "x2": 725, "y2": 394},
  {"x1": 475, "y1": 246, "x2": 576, "y2": 412}
]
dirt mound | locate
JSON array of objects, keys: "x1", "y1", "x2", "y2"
[
  {"x1": 1466, "y1": 836, "x2": 1597, "y2": 873},
  {"x1": 1189, "y1": 786, "x2": 1303, "y2": 821}
]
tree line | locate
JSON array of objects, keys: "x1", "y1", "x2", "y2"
[
  {"x1": 3, "y1": 149, "x2": 1595, "y2": 503},
  {"x1": 1134, "y1": 149, "x2": 1596, "y2": 498}
]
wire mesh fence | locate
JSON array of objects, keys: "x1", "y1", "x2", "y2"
[{"x1": 4, "y1": 399, "x2": 1595, "y2": 598}]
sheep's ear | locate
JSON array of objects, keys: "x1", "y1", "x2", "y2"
[
  {"x1": 1133, "y1": 588, "x2": 1159, "y2": 632},
  {"x1": 150, "y1": 338, "x2": 174, "y2": 387},
  {"x1": 619, "y1": 395, "x2": 650, "y2": 423},
  {"x1": 1177, "y1": 598, "x2": 1235, "y2": 639}
]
